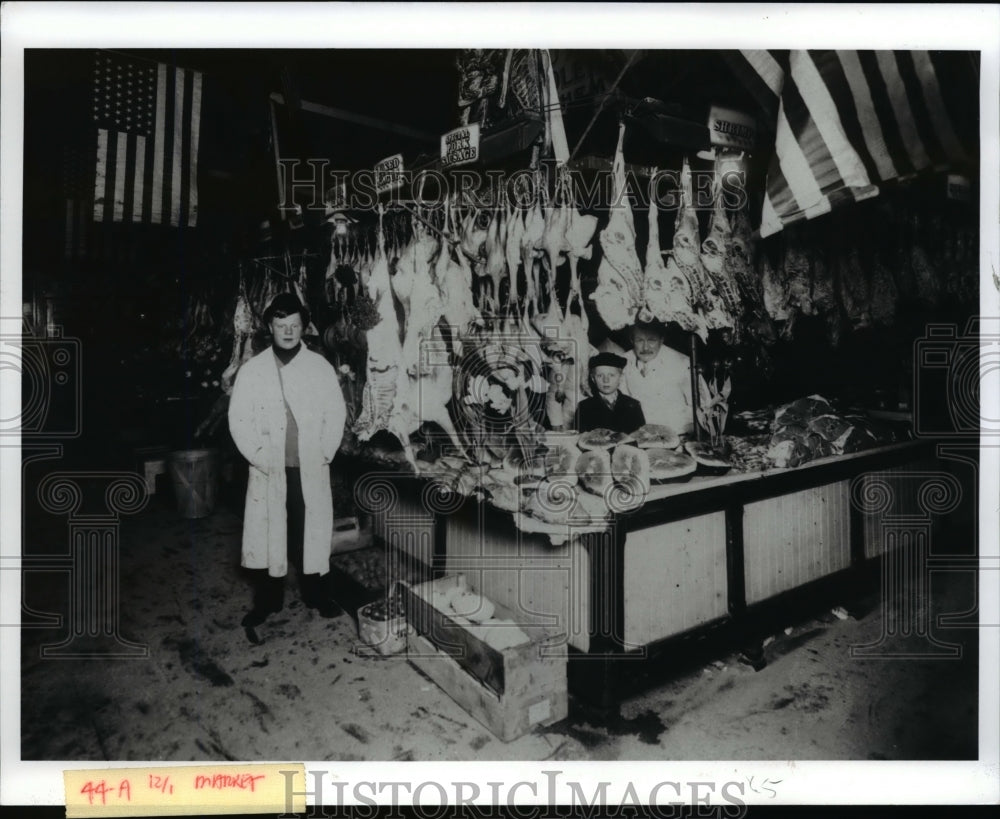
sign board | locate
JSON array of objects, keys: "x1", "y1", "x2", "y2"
[
  {"x1": 946, "y1": 174, "x2": 971, "y2": 202},
  {"x1": 374, "y1": 154, "x2": 404, "y2": 195},
  {"x1": 441, "y1": 123, "x2": 481, "y2": 168},
  {"x1": 708, "y1": 105, "x2": 756, "y2": 151}
]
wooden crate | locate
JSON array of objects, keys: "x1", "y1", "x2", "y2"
[{"x1": 402, "y1": 575, "x2": 568, "y2": 742}]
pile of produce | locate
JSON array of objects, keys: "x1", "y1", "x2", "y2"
[{"x1": 765, "y1": 395, "x2": 901, "y2": 468}]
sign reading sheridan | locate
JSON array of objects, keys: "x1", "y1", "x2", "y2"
[
  {"x1": 708, "y1": 105, "x2": 756, "y2": 150},
  {"x1": 441, "y1": 123, "x2": 481, "y2": 168}
]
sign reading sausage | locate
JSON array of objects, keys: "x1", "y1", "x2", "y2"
[
  {"x1": 441, "y1": 123, "x2": 481, "y2": 168},
  {"x1": 374, "y1": 154, "x2": 404, "y2": 194},
  {"x1": 708, "y1": 105, "x2": 756, "y2": 150}
]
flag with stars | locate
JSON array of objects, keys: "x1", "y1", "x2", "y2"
[{"x1": 93, "y1": 51, "x2": 202, "y2": 227}]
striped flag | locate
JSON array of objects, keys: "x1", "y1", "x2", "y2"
[
  {"x1": 728, "y1": 50, "x2": 972, "y2": 237},
  {"x1": 92, "y1": 51, "x2": 202, "y2": 227}
]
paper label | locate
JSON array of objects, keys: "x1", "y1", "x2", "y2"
[
  {"x1": 374, "y1": 154, "x2": 404, "y2": 194},
  {"x1": 64, "y1": 764, "x2": 306, "y2": 817},
  {"x1": 708, "y1": 105, "x2": 756, "y2": 150},
  {"x1": 441, "y1": 123, "x2": 481, "y2": 167}
]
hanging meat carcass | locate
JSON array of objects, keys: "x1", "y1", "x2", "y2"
[
  {"x1": 761, "y1": 248, "x2": 795, "y2": 340},
  {"x1": 726, "y1": 205, "x2": 760, "y2": 305},
  {"x1": 483, "y1": 207, "x2": 507, "y2": 311},
  {"x1": 837, "y1": 247, "x2": 873, "y2": 331},
  {"x1": 869, "y1": 256, "x2": 899, "y2": 327},
  {"x1": 783, "y1": 235, "x2": 815, "y2": 318},
  {"x1": 354, "y1": 228, "x2": 420, "y2": 469},
  {"x1": 671, "y1": 157, "x2": 731, "y2": 333},
  {"x1": 220, "y1": 278, "x2": 255, "y2": 395},
  {"x1": 434, "y1": 198, "x2": 482, "y2": 359},
  {"x1": 564, "y1": 204, "x2": 598, "y2": 301},
  {"x1": 504, "y1": 203, "x2": 525, "y2": 306},
  {"x1": 401, "y1": 231, "x2": 445, "y2": 377},
  {"x1": 699, "y1": 177, "x2": 741, "y2": 337},
  {"x1": 641, "y1": 168, "x2": 707, "y2": 341},
  {"x1": 591, "y1": 124, "x2": 644, "y2": 330},
  {"x1": 521, "y1": 193, "x2": 545, "y2": 311}
]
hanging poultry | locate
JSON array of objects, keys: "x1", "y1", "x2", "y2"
[{"x1": 353, "y1": 222, "x2": 420, "y2": 470}]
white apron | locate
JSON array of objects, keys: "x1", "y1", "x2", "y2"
[
  {"x1": 620, "y1": 346, "x2": 694, "y2": 434},
  {"x1": 228, "y1": 347, "x2": 346, "y2": 577}
]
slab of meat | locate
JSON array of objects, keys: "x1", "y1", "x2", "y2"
[
  {"x1": 220, "y1": 288, "x2": 254, "y2": 395},
  {"x1": 837, "y1": 247, "x2": 872, "y2": 330},
  {"x1": 869, "y1": 257, "x2": 898, "y2": 327},
  {"x1": 592, "y1": 124, "x2": 644, "y2": 330},
  {"x1": 700, "y1": 181, "x2": 740, "y2": 334},
  {"x1": 641, "y1": 168, "x2": 707, "y2": 340},
  {"x1": 761, "y1": 251, "x2": 792, "y2": 327}
]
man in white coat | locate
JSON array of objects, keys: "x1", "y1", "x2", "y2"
[
  {"x1": 228, "y1": 293, "x2": 347, "y2": 638},
  {"x1": 620, "y1": 320, "x2": 694, "y2": 435}
]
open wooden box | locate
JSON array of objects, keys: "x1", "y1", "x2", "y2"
[{"x1": 401, "y1": 575, "x2": 568, "y2": 742}]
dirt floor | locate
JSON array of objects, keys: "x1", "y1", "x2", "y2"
[{"x1": 19, "y1": 486, "x2": 978, "y2": 762}]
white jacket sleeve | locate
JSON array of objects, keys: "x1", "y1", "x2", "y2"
[{"x1": 228, "y1": 362, "x2": 270, "y2": 472}]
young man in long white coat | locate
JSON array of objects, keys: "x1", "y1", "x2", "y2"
[{"x1": 228, "y1": 293, "x2": 347, "y2": 638}]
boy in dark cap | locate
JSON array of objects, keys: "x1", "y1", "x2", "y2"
[{"x1": 575, "y1": 352, "x2": 646, "y2": 434}]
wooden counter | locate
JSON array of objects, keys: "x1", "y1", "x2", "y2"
[{"x1": 357, "y1": 438, "x2": 947, "y2": 713}]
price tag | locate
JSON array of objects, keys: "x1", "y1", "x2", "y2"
[
  {"x1": 64, "y1": 764, "x2": 306, "y2": 817},
  {"x1": 374, "y1": 153, "x2": 404, "y2": 194},
  {"x1": 441, "y1": 123, "x2": 481, "y2": 168}
]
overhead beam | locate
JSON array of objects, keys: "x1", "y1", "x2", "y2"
[{"x1": 270, "y1": 92, "x2": 437, "y2": 143}]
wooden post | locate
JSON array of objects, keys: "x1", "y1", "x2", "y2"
[{"x1": 690, "y1": 334, "x2": 700, "y2": 442}]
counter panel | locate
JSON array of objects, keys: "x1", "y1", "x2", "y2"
[
  {"x1": 859, "y1": 459, "x2": 943, "y2": 559},
  {"x1": 443, "y1": 502, "x2": 592, "y2": 653},
  {"x1": 370, "y1": 478, "x2": 437, "y2": 567},
  {"x1": 743, "y1": 481, "x2": 851, "y2": 604},
  {"x1": 623, "y1": 512, "x2": 728, "y2": 647}
]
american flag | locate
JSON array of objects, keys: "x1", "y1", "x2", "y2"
[
  {"x1": 727, "y1": 50, "x2": 972, "y2": 237},
  {"x1": 93, "y1": 51, "x2": 202, "y2": 227}
]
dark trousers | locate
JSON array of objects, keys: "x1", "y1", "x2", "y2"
[{"x1": 251, "y1": 468, "x2": 331, "y2": 607}]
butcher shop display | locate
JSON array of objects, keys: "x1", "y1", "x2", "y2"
[{"x1": 175, "y1": 49, "x2": 971, "y2": 550}]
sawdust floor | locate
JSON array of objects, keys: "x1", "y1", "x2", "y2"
[{"x1": 20, "y1": 493, "x2": 978, "y2": 762}]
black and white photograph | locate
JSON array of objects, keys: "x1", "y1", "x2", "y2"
[{"x1": 1, "y1": 2, "x2": 998, "y2": 813}]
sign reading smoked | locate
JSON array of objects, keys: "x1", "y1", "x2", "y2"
[
  {"x1": 708, "y1": 106, "x2": 756, "y2": 151},
  {"x1": 374, "y1": 154, "x2": 404, "y2": 195},
  {"x1": 441, "y1": 123, "x2": 481, "y2": 168}
]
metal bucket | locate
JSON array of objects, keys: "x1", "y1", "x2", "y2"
[{"x1": 167, "y1": 449, "x2": 218, "y2": 519}]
